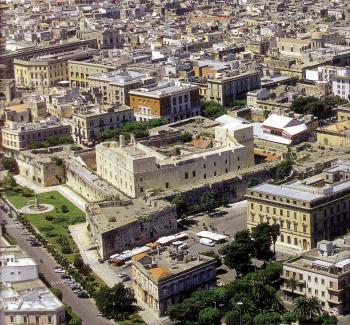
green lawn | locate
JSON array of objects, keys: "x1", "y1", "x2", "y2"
[
  {"x1": 5, "y1": 189, "x2": 85, "y2": 262},
  {"x1": 117, "y1": 314, "x2": 146, "y2": 325}
]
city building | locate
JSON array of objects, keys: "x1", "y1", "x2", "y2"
[
  {"x1": 96, "y1": 117, "x2": 254, "y2": 198},
  {"x1": 202, "y1": 71, "x2": 261, "y2": 107},
  {"x1": 88, "y1": 70, "x2": 147, "y2": 106},
  {"x1": 1, "y1": 117, "x2": 71, "y2": 152},
  {"x1": 332, "y1": 68, "x2": 350, "y2": 101},
  {"x1": 65, "y1": 103, "x2": 133, "y2": 145},
  {"x1": 0, "y1": 245, "x2": 65, "y2": 325},
  {"x1": 246, "y1": 161, "x2": 350, "y2": 251},
  {"x1": 129, "y1": 81, "x2": 201, "y2": 122},
  {"x1": 13, "y1": 49, "x2": 97, "y2": 90},
  {"x1": 132, "y1": 251, "x2": 216, "y2": 317},
  {"x1": 86, "y1": 199, "x2": 177, "y2": 259},
  {"x1": 282, "y1": 240, "x2": 350, "y2": 316},
  {"x1": 68, "y1": 60, "x2": 116, "y2": 89}
]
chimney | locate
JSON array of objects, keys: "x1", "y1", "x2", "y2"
[{"x1": 119, "y1": 134, "x2": 125, "y2": 147}]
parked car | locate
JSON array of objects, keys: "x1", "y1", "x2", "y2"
[
  {"x1": 31, "y1": 241, "x2": 41, "y2": 247},
  {"x1": 61, "y1": 274, "x2": 70, "y2": 279},
  {"x1": 77, "y1": 292, "x2": 89, "y2": 298},
  {"x1": 118, "y1": 272, "x2": 128, "y2": 278},
  {"x1": 122, "y1": 276, "x2": 130, "y2": 282},
  {"x1": 54, "y1": 268, "x2": 65, "y2": 273},
  {"x1": 98, "y1": 258, "x2": 104, "y2": 264}
]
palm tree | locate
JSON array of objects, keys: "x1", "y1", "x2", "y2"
[
  {"x1": 270, "y1": 224, "x2": 280, "y2": 260},
  {"x1": 293, "y1": 296, "x2": 322, "y2": 323},
  {"x1": 285, "y1": 277, "x2": 299, "y2": 303}
]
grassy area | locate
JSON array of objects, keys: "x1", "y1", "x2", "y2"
[
  {"x1": 5, "y1": 188, "x2": 85, "y2": 262},
  {"x1": 117, "y1": 314, "x2": 146, "y2": 325},
  {"x1": 3, "y1": 231, "x2": 17, "y2": 245}
]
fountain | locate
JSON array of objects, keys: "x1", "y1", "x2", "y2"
[{"x1": 19, "y1": 194, "x2": 55, "y2": 214}]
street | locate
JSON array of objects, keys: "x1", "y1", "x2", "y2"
[{"x1": 0, "y1": 199, "x2": 113, "y2": 325}]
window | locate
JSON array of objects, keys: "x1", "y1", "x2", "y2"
[
  {"x1": 48, "y1": 316, "x2": 52, "y2": 323},
  {"x1": 185, "y1": 172, "x2": 188, "y2": 179},
  {"x1": 192, "y1": 171, "x2": 196, "y2": 177},
  {"x1": 165, "y1": 182, "x2": 169, "y2": 189}
]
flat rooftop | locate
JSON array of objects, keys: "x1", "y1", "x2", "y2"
[
  {"x1": 133, "y1": 251, "x2": 215, "y2": 283},
  {"x1": 285, "y1": 241, "x2": 350, "y2": 277},
  {"x1": 89, "y1": 70, "x2": 145, "y2": 85},
  {"x1": 88, "y1": 199, "x2": 172, "y2": 233}
]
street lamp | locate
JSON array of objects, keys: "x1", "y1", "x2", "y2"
[{"x1": 236, "y1": 301, "x2": 243, "y2": 325}]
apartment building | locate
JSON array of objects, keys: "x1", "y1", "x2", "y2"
[
  {"x1": 86, "y1": 199, "x2": 177, "y2": 259},
  {"x1": 203, "y1": 71, "x2": 261, "y2": 107},
  {"x1": 332, "y1": 68, "x2": 350, "y2": 101},
  {"x1": 65, "y1": 103, "x2": 133, "y2": 145},
  {"x1": 1, "y1": 117, "x2": 71, "y2": 152},
  {"x1": 282, "y1": 240, "x2": 350, "y2": 316},
  {"x1": 132, "y1": 252, "x2": 216, "y2": 317},
  {"x1": 246, "y1": 161, "x2": 350, "y2": 251},
  {"x1": 68, "y1": 60, "x2": 116, "y2": 88},
  {"x1": 0, "y1": 39, "x2": 97, "y2": 79},
  {"x1": 88, "y1": 70, "x2": 147, "y2": 106},
  {"x1": 277, "y1": 38, "x2": 312, "y2": 58},
  {"x1": 0, "y1": 245, "x2": 65, "y2": 325},
  {"x1": 96, "y1": 117, "x2": 254, "y2": 198},
  {"x1": 129, "y1": 81, "x2": 201, "y2": 122},
  {"x1": 14, "y1": 49, "x2": 97, "y2": 90}
]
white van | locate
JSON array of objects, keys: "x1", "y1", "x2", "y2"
[
  {"x1": 178, "y1": 243, "x2": 188, "y2": 250},
  {"x1": 199, "y1": 238, "x2": 215, "y2": 247}
]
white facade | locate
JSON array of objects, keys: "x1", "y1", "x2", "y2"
[{"x1": 332, "y1": 69, "x2": 350, "y2": 101}]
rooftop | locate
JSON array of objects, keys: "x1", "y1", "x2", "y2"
[
  {"x1": 132, "y1": 251, "x2": 215, "y2": 283},
  {"x1": 87, "y1": 199, "x2": 173, "y2": 233}
]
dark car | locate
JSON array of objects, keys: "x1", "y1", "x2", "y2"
[
  {"x1": 77, "y1": 292, "x2": 89, "y2": 298},
  {"x1": 31, "y1": 241, "x2": 41, "y2": 247},
  {"x1": 98, "y1": 258, "x2": 104, "y2": 264},
  {"x1": 61, "y1": 274, "x2": 70, "y2": 279}
]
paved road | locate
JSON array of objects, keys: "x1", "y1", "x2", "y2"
[{"x1": 1, "y1": 200, "x2": 113, "y2": 325}]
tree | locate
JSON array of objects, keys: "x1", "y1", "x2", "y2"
[
  {"x1": 198, "y1": 307, "x2": 221, "y2": 325},
  {"x1": 293, "y1": 296, "x2": 322, "y2": 322},
  {"x1": 181, "y1": 131, "x2": 193, "y2": 143},
  {"x1": 2, "y1": 157, "x2": 18, "y2": 174},
  {"x1": 147, "y1": 118, "x2": 167, "y2": 129},
  {"x1": 314, "y1": 312, "x2": 338, "y2": 325},
  {"x1": 171, "y1": 194, "x2": 187, "y2": 216},
  {"x1": 270, "y1": 224, "x2": 280, "y2": 260},
  {"x1": 168, "y1": 297, "x2": 204, "y2": 323},
  {"x1": 231, "y1": 99, "x2": 247, "y2": 108},
  {"x1": 273, "y1": 159, "x2": 293, "y2": 181},
  {"x1": 201, "y1": 101, "x2": 227, "y2": 118},
  {"x1": 3, "y1": 173, "x2": 17, "y2": 188},
  {"x1": 291, "y1": 95, "x2": 347, "y2": 120},
  {"x1": 253, "y1": 311, "x2": 281, "y2": 325},
  {"x1": 98, "y1": 129, "x2": 120, "y2": 141},
  {"x1": 95, "y1": 284, "x2": 136, "y2": 320},
  {"x1": 285, "y1": 277, "x2": 299, "y2": 303},
  {"x1": 200, "y1": 191, "x2": 218, "y2": 212},
  {"x1": 61, "y1": 205, "x2": 69, "y2": 213},
  {"x1": 251, "y1": 223, "x2": 275, "y2": 262},
  {"x1": 220, "y1": 230, "x2": 254, "y2": 276}
]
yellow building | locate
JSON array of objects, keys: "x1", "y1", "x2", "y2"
[
  {"x1": 14, "y1": 50, "x2": 97, "y2": 90},
  {"x1": 317, "y1": 120, "x2": 350, "y2": 147},
  {"x1": 68, "y1": 60, "x2": 116, "y2": 89},
  {"x1": 316, "y1": 104, "x2": 350, "y2": 147},
  {"x1": 246, "y1": 161, "x2": 350, "y2": 251}
]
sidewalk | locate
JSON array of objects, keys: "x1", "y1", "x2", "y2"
[
  {"x1": 14, "y1": 175, "x2": 88, "y2": 212},
  {"x1": 69, "y1": 223, "x2": 121, "y2": 288}
]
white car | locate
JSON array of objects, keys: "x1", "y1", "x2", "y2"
[
  {"x1": 118, "y1": 272, "x2": 128, "y2": 278},
  {"x1": 54, "y1": 268, "x2": 65, "y2": 273}
]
